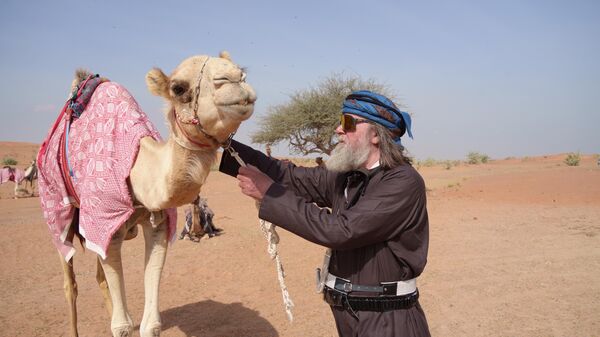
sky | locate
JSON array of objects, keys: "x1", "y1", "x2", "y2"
[{"x1": 1, "y1": 0, "x2": 598, "y2": 160}]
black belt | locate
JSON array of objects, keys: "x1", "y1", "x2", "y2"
[{"x1": 323, "y1": 286, "x2": 419, "y2": 312}]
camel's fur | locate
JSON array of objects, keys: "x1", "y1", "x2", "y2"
[{"x1": 57, "y1": 52, "x2": 255, "y2": 337}]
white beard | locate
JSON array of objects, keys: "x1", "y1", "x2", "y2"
[{"x1": 325, "y1": 137, "x2": 371, "y2": 173}]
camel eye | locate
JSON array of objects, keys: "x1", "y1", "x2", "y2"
[
  {"x1": 213, "y1": 77, "x2": 229, "y2": 88},
  {"x1": 170, "y1": 82, "x2": 188, "y2": 96}
]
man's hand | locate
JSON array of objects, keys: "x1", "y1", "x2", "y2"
[{"x1": 236, "y1": 165, "x2": 274, "y2": 201}]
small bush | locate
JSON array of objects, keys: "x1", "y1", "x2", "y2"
[
  {"x1": 564, "y1": 152, "x2": 580, "y2": 166},
  {"x1": 422, "y1": 158, "x2": 437, "y2": 167},
  {"x1": 467, "y1": 152, "x2": 489, "y2": 164},
  {"x1": 2, "y1": 157, "x2": 18, "y2": 166}
]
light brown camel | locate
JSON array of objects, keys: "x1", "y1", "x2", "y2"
[
  {"x1": 22, "y1": 159, "x2": 38, "y2": 195},
  {"x1": 39, "y1": 52, "x2": 255, "y2": 337}
]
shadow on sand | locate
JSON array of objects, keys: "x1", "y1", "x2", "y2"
[{"x1": 161, "y1": 300, "x2": 279, "y2": 337}]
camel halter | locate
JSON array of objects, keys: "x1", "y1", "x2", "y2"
[{"x1": 172, "y1": 57, "x2": 236, "y2": 151}]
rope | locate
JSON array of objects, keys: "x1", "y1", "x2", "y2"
[
  {"x1": 258, "y1": 217, "x2": 295, "y2": 321},
  {"x1": 225, "y1": 146, "x2": 294, "y2": 321}
]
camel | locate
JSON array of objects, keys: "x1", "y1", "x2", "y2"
[
  {"x1": 0, "y1": 165, "x2": 25, "y2": 197},
  {"x1": 22, "y1": 159, "x2": 38, "y2": 192},
  {"x1": 179, "y1": 196, "x2": 221, "y2": 241},
  {"x1": 36, "y1": 52, "x2": 256, "y2": 337}
]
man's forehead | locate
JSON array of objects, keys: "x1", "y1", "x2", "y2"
[{"x1": 347, "y1": 113, "x2": 368, "y2": 121}]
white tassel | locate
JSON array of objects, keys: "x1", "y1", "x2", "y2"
[
  {"x1": 226, "y1": 147, "x2": 295, "y2": 321},
  {"x1": 259, "y1": 218, "x2": 295, "y2": 321}
]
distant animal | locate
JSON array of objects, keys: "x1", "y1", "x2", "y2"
[
  {"x1": 179, "y1": 196, "x2": 221, "y2": 241},
  {"x1": 0, "y1": 166, "x2": 25, "y2": 198},
  {"x1": 23, "y1": 160, "x2": 38, "y2": 190},
  {"x1": 37, "y1": 51, "x2": 255, "y2": 337}
]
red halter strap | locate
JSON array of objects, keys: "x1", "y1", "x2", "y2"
[{"x1": 172, "y1": 108, "x2": 213, "y2": 149}]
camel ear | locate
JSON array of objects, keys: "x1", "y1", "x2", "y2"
[
  {"x1": 219, "y1": 51, "x2": 232, "y2": 61},
  {"x1": 146, "y1": 68, "x2": 170, "y2": 97}
]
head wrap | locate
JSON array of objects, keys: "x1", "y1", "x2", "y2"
[{"x1": 342, "y1": 90, "x2": 413, "y2": 145}]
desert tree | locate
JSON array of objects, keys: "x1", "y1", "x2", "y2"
[{"x1": 251, "y1": 73, "x2": 393, "y2": 156}]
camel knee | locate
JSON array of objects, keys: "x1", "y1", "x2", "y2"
[{"x1": 63, "y1": 279, "x2": 78, "y2": 298}]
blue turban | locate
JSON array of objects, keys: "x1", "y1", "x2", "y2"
[{"x1": 342, "y1": 90, "x2": 413, "y2": 145}]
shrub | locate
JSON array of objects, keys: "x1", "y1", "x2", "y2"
[
  {"x1": 2, "y1": 157, "x2": 18, "y2": 166},
  {"x1": 422, "y1": 158, "x2": 437, "y2": 167},
  {"x1": 564, "y1": 152, "x2": 580, "y2": 166},
  {"x1": 467, "y1": 152, "x2": 489, "y2": 164}
]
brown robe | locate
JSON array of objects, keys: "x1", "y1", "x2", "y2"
[{"x1": 220, "y1": 141, "x2": 430, "y2": 337}]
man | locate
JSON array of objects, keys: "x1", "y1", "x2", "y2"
[
  {"x1": 179, "y1": 196, "x2": 221, "y2": 241},
  {"x1": 220, "y1": 90, "x2": 430, "y2": 336}
]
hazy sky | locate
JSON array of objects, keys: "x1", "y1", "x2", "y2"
[{"x1": 1, "y1": 0, "x2": 598, "y2": 160}]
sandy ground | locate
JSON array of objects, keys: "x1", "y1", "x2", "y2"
[{"x1": 1, "y1": 142, "x2": 599, "y2": 337}]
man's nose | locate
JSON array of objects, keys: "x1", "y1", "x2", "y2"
[{"x1": 335, "y1": 124, "x2": 344, "y2": 135}]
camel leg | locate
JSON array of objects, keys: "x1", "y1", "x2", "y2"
[
  {"x1": 59, "y1": 252, "x2": 79, "y2": 337},
  {"x1": 99, "y1": 226, "x2": 134, "y2": 336},
  {"x1": 140, "y1": 212, "x2": 168, "y2": 337},
  {"x1": 96, "y1": 257, "x2": 113, "y2": 317}
]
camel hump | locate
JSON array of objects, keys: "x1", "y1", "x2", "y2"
[{"x1": 71, "y1": 68, "x2": 93, "y2": 93}]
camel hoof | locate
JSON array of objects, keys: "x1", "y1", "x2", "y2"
[
  {"x1": 141, "y1": 322, "x2": 162, "y2": 337},
  {"x1": 111, "y1": 324, "x2": 133, "y2": 337}
]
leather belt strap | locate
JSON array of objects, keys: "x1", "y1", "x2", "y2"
[
  {"x1": 323, "y1": 287, "x2": 419, "y2": 312},
  {"x1": 325, "y1": 273, "x2": 416, "y2": 296}
]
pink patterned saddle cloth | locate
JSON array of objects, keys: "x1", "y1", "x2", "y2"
[{"x1": 38, "y1": 82, "x2": 177, "y2": 261}]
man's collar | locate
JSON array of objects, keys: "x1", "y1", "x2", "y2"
[{"x1": 368, "y1": 160, "x2": 380, "y2": 170}]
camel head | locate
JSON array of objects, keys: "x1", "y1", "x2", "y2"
[{"x1": 146, "y1": 51, "x2": 256, "y2": 148}]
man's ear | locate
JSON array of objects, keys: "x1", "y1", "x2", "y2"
[
  {"x1": 370, "y1": 128, "x2": 380, "y2": 145},
  {"x1": 145, "y1": 68, "x2": 170, "y2": 98}
]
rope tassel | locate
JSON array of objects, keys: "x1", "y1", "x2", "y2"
[
  {"x1": 226, "y1": 146, "x2": 294, "y2": 321},
  {"x1": 259, "y1": 218, "x2": 295, "y2": 321}
]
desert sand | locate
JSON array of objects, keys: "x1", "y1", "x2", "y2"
[{"x1": 0, "y1": 142, "x2": 598, "y2": 337}]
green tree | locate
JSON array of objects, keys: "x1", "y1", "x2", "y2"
[{"x1": 251, "y1": 73, "x2": 393, "y2": 156}]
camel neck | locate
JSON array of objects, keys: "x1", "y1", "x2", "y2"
[{"x1": 129, "y1": 137, "x2": 216, "y2": 210}]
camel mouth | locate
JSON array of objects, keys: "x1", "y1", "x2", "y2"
[{"x1": 216, "y1": 100, "x2": 255, "y2": 117}]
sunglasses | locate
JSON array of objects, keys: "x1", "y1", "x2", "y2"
[{"x1": 340, "y1": 114, "x2": 371, "y2": 132}]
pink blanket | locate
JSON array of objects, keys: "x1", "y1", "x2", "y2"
[
  {"x1": 1, "y1": 167, "x2": 24, "y2": 184},
  {"x1": 38, "y1": 82, "x2": 177, "y2": 261}
]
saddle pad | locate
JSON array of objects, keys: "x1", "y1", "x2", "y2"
[{"x1": 38, "y1": 82, "x2": 177, "y2": 261}]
